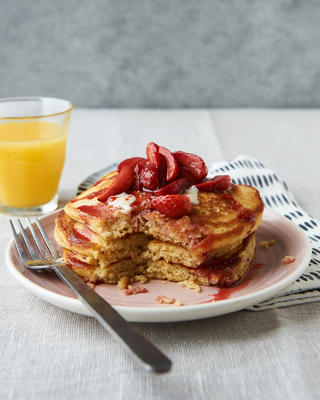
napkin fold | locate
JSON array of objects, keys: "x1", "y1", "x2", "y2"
[
  {"x1": 208, "y1": 155, "x2": 320, "y2": 311},
  {"x1": 78, "y1": 155, "x2": 320, "y2": 311}
]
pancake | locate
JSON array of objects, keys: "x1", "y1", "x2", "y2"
[
  {"x1": 55, "y1": 209, "x2": 247, "y2": 268},
  {"x1": 57, "y1": 148, "x2": 264, "y2": 289},
  {"x1": 64, "y1": 171, "x2": 263, "y2": 256},
  {"x1": 63, "y1": 250, "x2": 144, "y2": 283},
  {"x1": 54, "y1": 210, "x2": 149, "y2": 265},
  {"x1": 145, "y1": 233, "x2": 256, "y2": 287},
  {"x1": 141, "y1": 238, "x2": 244, "y2": 267},
  {"x1": 62, "y1": 233, "x2": 256, "y2": 287}
]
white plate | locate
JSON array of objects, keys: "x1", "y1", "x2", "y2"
[{"x1": 6, "y1": 209, "x2": 311, "y2": 322}]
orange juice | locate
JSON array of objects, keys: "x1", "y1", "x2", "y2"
[{"x1": 0, "y1": 121, "x2": 67, "y2": 207}]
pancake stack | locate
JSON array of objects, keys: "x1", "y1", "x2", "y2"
[{"x1": 54, "y1": 158, "x2": 264, "y2": 288}]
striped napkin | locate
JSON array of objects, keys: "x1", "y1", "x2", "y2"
[
  {"x1": 209, "y1": 155, "x2": 320, "y2": 311},
  {"x1": 78, "y1": 155, "x2": 320, "y2": 311}
]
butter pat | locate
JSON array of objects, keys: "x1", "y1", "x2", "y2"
[
  {"x1": 184, "y1": 186, "x2": 199, "y2": 205},
  {"x1": 107, "y1": 192, "x2": 136, "y2": 214}
]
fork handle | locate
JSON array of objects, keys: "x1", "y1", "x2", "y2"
[{"x1": 53, "y1": 264, "x2": 171, "y2": 373}]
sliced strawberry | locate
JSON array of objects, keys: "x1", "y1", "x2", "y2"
[
  {"x1": 146, "y1": 142, "x2": 167, "y2": 187},
  {"x1": 97, "y1": 165, "x2": 135, "y2": 202},
  {"x1": 134, "y1": 159, "x2": 147, "y2": 191},
  {"x1": 153, "y1": 177, "x2": 190, "y2": 196},
  {"x1": 118, "y1": 157, "x2": 145, "y2": 172},
  {"x1": 174, "y1": 151, "x2": 208, "y2": 180},
  {"x1": 156, "y1": 153, "x2": 167, "y2": 187},
  {"x1": 146, "y1": 142, "x2": 159, "y2": 165},
  {"x1": 196, "y1": 175, "x2": 231, "y2": 192},
  {"x1": 151, "y1": 195, "x2": 192, "y2": 218},
  {"x1": 141, "y1": 163, "x2": 159, "y2": 190},
  {"x1": 159, "y1": 146, "x2": 179, "y2": 181},
  {"x1": 178, "y1": 166, "x2": 203, "y2": 185}
]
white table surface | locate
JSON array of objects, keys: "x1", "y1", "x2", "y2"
[{"x1": 1, "y1": 109, "x2": 320, "y2": 400}]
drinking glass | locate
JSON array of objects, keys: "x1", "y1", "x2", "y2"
[{"x1": 0, "y1": 97, "x2": 73, "y2": 215}]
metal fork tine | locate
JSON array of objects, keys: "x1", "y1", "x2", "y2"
[
  {"x1": 26, "y1": 218, "x2": 50, "y2": 259},
  {"x1": 17, "y1": 219, "x2": 39, "y2": 260},
  {"x1": 35, "y1": 218, "x2": 58, "y2": 258},
  {"x1": 10, "y1": 220, "x2": 30, "y2": 265}
]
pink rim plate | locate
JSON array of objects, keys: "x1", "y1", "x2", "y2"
[{"x1": 6, "y1": 209, "x2": 311, "y2": 322}]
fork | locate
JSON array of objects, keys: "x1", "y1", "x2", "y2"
[{"x1": 10, "y1": 218, "x2": 171, "y2": 374}]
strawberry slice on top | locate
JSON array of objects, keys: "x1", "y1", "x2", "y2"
[
  {"x1": 196, "y1": 175, "x2": 231, "y2": 192},
  {"x1": 174, "y1": 151, "x2": 208, "y2": 180},
  {"x1": 140, "y1": 163, "x2": 159, "y2": 190},
  {"x1": 153, "y1": 177, "x2": 190, "y2": 196},
  {"x1": 146, "y1": 142, "x2": 167, "y2": 187},
  {"x1": 97, "y1": 165, "x2": 135, "y2": 203},
  {"x1": 146, "y1": 142, "x2": 159, "y2": 165},
  {"x1": 118, "y1": 157, "x2": 145, "y2": 172},
  {"x1": 151, "y1": 195, "x2": 192, "y2": 218},
  {"x1": 93, "y1": 143, "x2": 232, "y2": 219},
  {"x1": 159, "y1": 146, "x2": 179, "y2": 182}
]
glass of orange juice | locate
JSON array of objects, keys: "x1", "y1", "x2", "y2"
[{"x1": 0, "y1": 97, "x2": 73, "y2": 215}]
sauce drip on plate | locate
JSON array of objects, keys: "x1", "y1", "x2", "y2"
[{"x1": 201, "y1": 261, "x2": 265, "y2": 302}]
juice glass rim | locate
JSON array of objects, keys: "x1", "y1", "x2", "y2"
[{"x1": 0, "y1": 97, "x2": 73, "y2": 120}]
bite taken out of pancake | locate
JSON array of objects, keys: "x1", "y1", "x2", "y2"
[{"x1": 55, "y1": 143, "x2": 264, "y2": 288}]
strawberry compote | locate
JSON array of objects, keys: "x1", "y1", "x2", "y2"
[{"x1": 76, "y1": 143, "x2": 234, "y2": 219}]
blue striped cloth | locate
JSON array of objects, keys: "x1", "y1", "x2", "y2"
[{"x1": 209, "y1": 155, "x2": 320, "y2": 310}]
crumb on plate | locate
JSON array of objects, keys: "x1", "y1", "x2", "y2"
[
  {"x1": 281, "y1": 256, "x2": 296, "y2": 264},
  {"x1": 179, "y1": 279, "x2": 201, "y2": 293},
  {"x1": 123, "y1": 286, "x2": 148, "y2": 296},
  {"x1": 259, "y1": 240, "x2": 276, "y2": 249},
  {"x1": 155, "y1": 295, "x2": 176, "y2": 304}
]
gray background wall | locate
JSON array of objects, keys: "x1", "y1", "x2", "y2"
[{"x1": 1, "y1": 0, "x2": 320, "y2": 108}]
